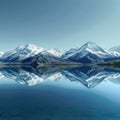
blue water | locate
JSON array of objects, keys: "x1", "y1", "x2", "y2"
[{"x1": 0, "y1": 66, "x2": 120, "y2": 120}]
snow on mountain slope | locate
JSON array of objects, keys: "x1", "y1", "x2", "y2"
[
  {"x1": 0, "y1": 42, "x2": 120, "y2": 63},
  {"x1": 1, "y1": 44, "x2": 43, "y2": 62},
  {"x1": 63, "y1": 42, "x2": 120, "y2": 63},
  {"x1": 47, "y1": 49, "x2": 62, "y2": 57},
  {"x1": 105, "y1": 49, "x2": 120, "y2": 57},
  {"x1": 0, "y1": 44, "x2": 62, "y2": 62},
  {"x1": 0, "y1": 52, "x2": 4, "y2": 57},
  {"x1": 64, "y1": 42, "x2": 112, "y2": 59},
  {"x1": 109, "y1": 46, "x2": 120, "y2": 53}
]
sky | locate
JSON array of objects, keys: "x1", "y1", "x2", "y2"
[{"x1": 0, "y1": 0, "x2": 120, "y2": 52}]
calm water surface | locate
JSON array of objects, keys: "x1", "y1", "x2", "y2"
[{"x1": 0, "y1": 66, "x2": 120, "y2": 120}]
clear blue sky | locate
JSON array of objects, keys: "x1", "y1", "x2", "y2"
[{"x1": 0, "y1": 0, "x2": 120, "y2": 51}]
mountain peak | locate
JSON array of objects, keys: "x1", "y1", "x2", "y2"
[
  {"x1": 1, "y1": 44, "x2": 45, "y2": 62},
  {"x1": 83, "y1": 41, "x2": 98, "y2": 48},
  {"x1": 15, "y1": 44, "x2": 44, "y2": 53},
  {"x1": 80, "y1": 41, "x2": 105, "y2": 53},
  {"x1": 110, "y1": 45, "x2": 120, "y2": 53},
  {"x1": 86, "y1": 41, "x2": 95, "y2": 45},
  {"x1": 63, "y1": 41, "x2": 115, "y2": 62},
  {"x1": 24, "y1": 44, "x2": 41, "y2": 50},
  {"x1": 25, "y1": 44, "x2": 38, "y2": 49}
]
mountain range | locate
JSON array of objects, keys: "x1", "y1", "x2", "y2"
[{"x1": 0, "y1": 42, "x2": 120, "y2": 64}]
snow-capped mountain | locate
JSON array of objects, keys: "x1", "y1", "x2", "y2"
[
  {"x1": 22, "y1": 50, "x2": 64, "y2": 66},
  {"x1": 109, "y1": 46, "x2": 120, "y2": 53},
  {"x1": 0, "y1": 44, "x2": 43, "y2": 62},
  {"x1": 0, "y1": 42, "x2": 120, "y2": 64},
  {"x1": 63, "y1": 42, "x2": 120, "y2": 63},
  {"x1": 47, "y1": 49, "x2": 62, "y2": 57},
  {"x1": 0, "y1": 44, "x2": 62, "y2": 62},
  {"x1": 0, "y1": 52, "x2": 4, "y2": 57}
]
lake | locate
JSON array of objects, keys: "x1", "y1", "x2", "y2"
[{"x1": 0, "y1": 65, "x2": 120, "y2": 120}]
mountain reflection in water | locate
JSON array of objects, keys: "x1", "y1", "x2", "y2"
[{"x1": 0, "y1": 65, "x2": 120, "y2": 88}]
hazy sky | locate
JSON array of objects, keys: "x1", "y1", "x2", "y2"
[{"x1": 0, "y1": 0, "x2": 120, "y2": 51}]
